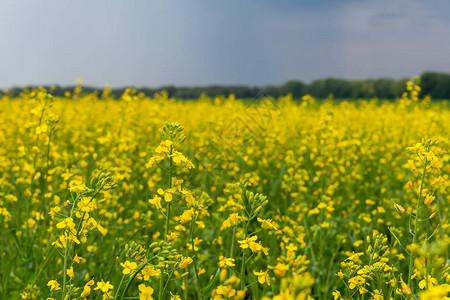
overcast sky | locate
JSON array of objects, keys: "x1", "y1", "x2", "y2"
[{"x1": 1, "y1": 0, "x2": 450, "y2": 88}]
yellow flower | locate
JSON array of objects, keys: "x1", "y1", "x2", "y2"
[
  {"x1": 184, "y1": 191, "x2": 196, "y2": 206},
  {"x1": 257, "y1": 217, "x2": 278, "y2": 230},
  {"x1": 155, "y1": 140, "x2": 172, "y2": 154},
  {"x1": 221, "y1": 213, "x2": 244, "y2": 229},
  {"x1": 348, "y1": 275, "x2": 365, "y2": 289},
  {"x1": 69, "y1": 180, "x2": 88, "y2": 193},
  {"x1": 216, "y1": 285, "x2": 235, "y2": 297},
  {"x1": 394, "y1": 203, "x2": 405, "y2": 213},
  {"x1": 359, "y1": 287, "x2": 368, "y2": 294},
  {"x1": 47, "y1": 280, "x2": 61, "y2": 291},
  {"x1": 419, "y1": 276, "x2": 438, "y2": 289},
  {"x1": 424, "y1": 194, "x2": 435, "y2": 205},
  {"x1": 406, "y1": 180, "x2": 413, "y2": 190},
  {"x1": 253, "y1": 270, "x2": 270, "y2": 285},
  {"x1": 170, "y1": 151, "x2": 195, "y2": 168},
  {"x1": 268, "y1": 262, "x2": 289, "y2": 277},
  {"x1": 73, "y1": 254, "x2": 85, "y2": 263},
  {"x1": 373, "y1": 289, "x2": 383, "y2": 299},
  {"x1": 141, "y1": 266, "x2": 161, "y2": 280},
  {"x1": 138, "y1": 284, "x2": 154, "y2": 300},
  {"x1": 431, "y1": 176, "x2": 445, "y2": 186},
  {"x1": 178, "y1": 257, "x2": 193, "y2": 269},
  {"x1": 332, "y1": 290, "x2": 342, "y2": 300},
  {"x1": 218, "y1": 256, "x2": 235, "y2": 269},
  {"x1": 419, "y1": 284, "x2": 450, "y2": 300},
  {"x1": 27, "y1": 218, "x2": 36, "y2": 229},
  {"x1": 94, "y1": 280, "x2": 114, "y2": 293},
  {"x1": 166, "y1": 232, "x2": 179, "y2": 242},
  {"x1": 121, "y1": 261, "x2": 138, "y2": 275},
  {"x1": 238, "y1": 235, "x2": 262, "y2": 253},
  {"x1": 81, "y1": 279, "x2": 95, "y2": 298},
  {"x1": 401, "y1": 282, "x2": 412, "y2": 295},
  {"x1": 149, "y1": 195, "x2": 162, "y2": 210},
  {"x1": 157, "y1": 188, "x2": 177, "y2": 202},
  {"x1": 170, "y1": 292, "x2": 181, "y2": 300},
  {"x1": 66, "y1": 266, "x2": 74, "y2": 279},
  {"x1": 48, "y1": 206, "x2": 61, "y2": 218},
  {"x1": 346, "y1": 252, "x2": 364, "y2": 262},
  {"x1": 179, "y1": 210, "x2": 192, "y2": 224},
  {"x1": 56, "y1": 217, "x2": 76, "y2": 230}
]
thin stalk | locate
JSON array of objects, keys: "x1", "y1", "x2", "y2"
[
  {"x1": 240, "y1": 250, "x2": 246, "y2": 291},
  {"x1": 240, "y1": 219, "x2": 250, "y2": 291},
  {"x1": 162, "y1": 269, "x2": 175, "y2": 296},
  {"x1": 119, "y1": 261, "x2": 149, "y2": 300},
  {"x1": 31, "y1": 246, "x2": 56, "y2": 285},
  {"x1": 164, "y1": 153, "x2": 173, "y2": 241},
  {"x1": 183, "y1": 279, "x2": 188, "y2": 300},
  {"x1": 61, "y1": 194, "x2": 79, "y2": 300},
  {"x1": 41, "y1": 130, "x2": 53, "y2": 215},
  {"x1": 407, "y1": 158, "x2": 427, "y2": 294},
  {"x1": 159, "y1": 150, "x2": 173, "y2": 300},
  {"x1": 361, "y1": 255, "x2": 373, "y2": 300},
  {"x1": 190, "y1": 216, "x2": 201, "y2": 300},
  {"x1": 230, "y1": 226, "x2": 236, "y2": 257},
  {"x1": 113, "y1": 275, "x2": 126, "y2": 300},
  {"x1": 61, "y1": 237, "x2": 69, "y2": 299}
]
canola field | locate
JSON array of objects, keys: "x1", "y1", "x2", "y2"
[{"x1": 0, "y1": 82, "x2": 449, "y2": 300}]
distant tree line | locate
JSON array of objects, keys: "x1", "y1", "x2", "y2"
[{"x1": 2, "y1": 71, "x2": 450, "y2": 100}]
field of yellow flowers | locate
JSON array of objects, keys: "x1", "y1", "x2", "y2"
[{"x1": 0, "y1": 81, "x2": 449, "y2": 300}]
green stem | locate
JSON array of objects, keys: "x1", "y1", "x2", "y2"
[
  {"x1": 190, "y1": 216, "x2": 202, "y2": 300},
  {"x1": 113, "y1": 275, "x2": 126, "y2": 300},
  {"x1": 31, "y1": 246, "x2": 56, "y2": 285},
  {"x1": 159, "y1": 150, "x2": 173, "y2": 300},
  {"x1": 61, "y1": 240, "x2": 69, "y2": 300},
  {"x1": 240, "y1": 220, "x2": 250, "y2": 291},
  {"x1": 240, "y1": 249, "x2": 246, "y2": 291},
  {"x1": 61, "y1": 197, "x2": 78, "y2": 300},
  {"x1": 162, "y1": 269, "x2": 175, "y2": 296},
  {"x1": 118, "y1": 261, "x2": 149, "y2": 300},
  {"x1": 407, "y1": 157, "x2": 427, "y2": 295}
]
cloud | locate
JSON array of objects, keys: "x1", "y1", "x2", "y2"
[
  {"x1": 0, "y1": 0, "x2": 449, "y2": 88},
  {"x1": 334, "y1": 0, "x2": 450, "y2": 78}
]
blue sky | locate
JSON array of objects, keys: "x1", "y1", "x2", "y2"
[{"x1": 1, "y1": 0, "x2": 449, "y2": 88}]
